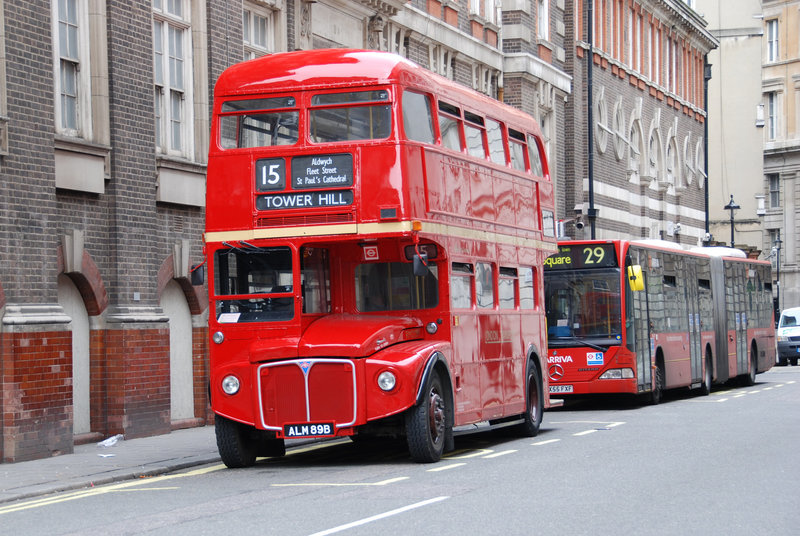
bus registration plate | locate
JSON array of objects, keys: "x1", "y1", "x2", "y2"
[
  {"x1": 549, "y1": 385, "x2": 574, "y2": 394},
  {"x1": 283, "y1": 423, "x2": 335, "y2": 438}
]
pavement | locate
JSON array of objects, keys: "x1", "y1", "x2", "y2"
[{"x1": 0, "y1": 426, "x2": 226, "y2": 505}]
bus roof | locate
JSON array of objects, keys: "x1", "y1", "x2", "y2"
[{"x1": 214, "y1": 48, "x2": 537, "y2": 128}]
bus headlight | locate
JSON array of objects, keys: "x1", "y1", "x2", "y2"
[
  {"x1": 212, "y1": 331, "x2": 225, "y2": 344},
  {"x1": 221, "y1": 375, "x2": 240, "y2": 395},
  {"x1": 426, "y1": 322, "x2": 438, "y2": 334},
  {"x1": 377, "y1": 371, "x2": 396, "y2": 391},
  {"x1": 599, "y1": 368, "x2": 634, "y2": 380}
]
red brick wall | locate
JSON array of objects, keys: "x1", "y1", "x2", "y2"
[
  {"x1": 104, "y1": 327, "x2": 171, "y2": 439},
  {"x1": 1, "y1": 330, "x2": 73, "y2": 462},
  {"x1": 193, "y1": 325, "x2": 212, "y2": 422}
]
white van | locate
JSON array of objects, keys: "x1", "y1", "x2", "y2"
[{"x1": 777, "y1": 307, "x2": 800, "y2": 366}]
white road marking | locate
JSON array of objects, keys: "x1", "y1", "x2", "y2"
[
  {"x1": 307, "y1": 496, "x2": 449, "y2": 536},
  {"x1": 483, "y1": 450, "x2": 517, "y2": 459},
  {"x1": 427, "y1": 463, "x2": 466, "y2": 472},
  {"x1": 532, "y1": 439, "x2": 561, "y2": 446}
]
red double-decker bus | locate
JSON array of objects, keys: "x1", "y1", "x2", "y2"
[
  {"x1": 543, "y1": 240, "x2": 775, "y2": 403},
  {"x1": 202, "y1": 49, "x2": 558, "y2": 466}
]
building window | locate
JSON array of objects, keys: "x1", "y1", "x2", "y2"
[
  {"x1": 244, "y1": 2, "x2": 274, "y2": 59},
  {"x1": 470, "y1": 0, "x2": 498, "y2": 25},
  {"x1": 52, "y1": 0, "x2": 91, "y2": 137},
  {"x1": 153, "y1": 0, "x2": 193, "y2": 157},
  {"x1": 538, "y1": 0, "x2": 549, "y2": 41},
  {"x1": 766, "y1": 92, "x2": 777, "y2": 140},
  {"x1": 769, "y1": 173, "x2": 780, "y2": 208},
  {"x1": 766, "y1": 19, "x2": 778, "y2": 62}
]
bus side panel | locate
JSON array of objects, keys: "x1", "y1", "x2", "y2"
[{"x1": 450, "y1": 310, "x2": 483, "y2": 425}]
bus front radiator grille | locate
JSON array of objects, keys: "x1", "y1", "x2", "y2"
[{"x1": 257, "y1": 358, "x2": 358, "y2": 431}]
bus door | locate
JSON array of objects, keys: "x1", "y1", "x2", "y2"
[
  {"x1": 729, "y1": 262, "x2": 749, "y2": 375},
  {"x1": 629, "y1": 249, "x2": 652, "y2": 392},
  {"x1": 685, "y1": 261, "x2": 702, "y2": 383}
]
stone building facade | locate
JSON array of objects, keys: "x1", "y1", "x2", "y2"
[
  {"x1": 761, "y1": 0, "x2": 800, "y2": 312},
  {"x1": 0, "y1": 0, "x2": 571, "y2": 462},
  {"x1": 560, "y1": 1, "x2": 717, "y2": 245}
]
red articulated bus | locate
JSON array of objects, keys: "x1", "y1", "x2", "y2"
[
  {"x1": 202, "y1": 49, "x2": 559, "y2": 466},
  {"x1": 543, "y1": 240, "x2": 775, "y2": 403}
]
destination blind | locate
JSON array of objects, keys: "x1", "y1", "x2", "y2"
[{"x1": 255, "y1": 153, "x2": 354, "y2": 210}]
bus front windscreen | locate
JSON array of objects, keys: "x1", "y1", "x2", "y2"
[
  {"x1": 213, "y1": 246, "x2": 294, "y2": 323},
  {"x1": 545, "y1": 268, "x2": 622, "y2": 345}
]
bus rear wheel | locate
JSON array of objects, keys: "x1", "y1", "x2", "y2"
[
  {"x1": 215, "y1": 415, "x2": 258, "y2": 468},
  {"x1": 406, "y1": 371, "x2": 447, "y2": 463},
  {"x1": 741, "y1": 343, "x2": 758, "y2": 386},
  {"x1": 643, "y1": 359, "x2": 664, "y2": 405},
  {"x1": 516, "y1": 364, "x2": 543, "y2": 437}
]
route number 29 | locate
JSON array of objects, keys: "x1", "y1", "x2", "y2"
[{"x1": 582, "y1": 246, "x2": 606, "y2": 265}]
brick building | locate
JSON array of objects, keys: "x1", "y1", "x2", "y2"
[
  {"x1": 561, "y1": 1, "x2": 717, "y2": 244},
  {"x1": 0, "y1": 1, "x2": 571, "y2": 462}
]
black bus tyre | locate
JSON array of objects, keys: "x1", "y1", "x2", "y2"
[
  {"x1": 215, "y1": 415, "x2": 258, "y2": 468},
  {"x1": 516, "y1": 364, "x2": 543, "y2": 437},
  {"x1": 406, "y1": 370, "x2": 447, "y2": 463},
  {"x1": 742, "y1": 343, "x2": 757, "y2": 386},
  {"x1": 644, "y1": 359, "x2": 665, "y2": 405}
]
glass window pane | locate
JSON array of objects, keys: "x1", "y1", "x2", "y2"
[
  {"x1": 465, "y1": 124, "x2": 485, "y2": 158},
  {"x1": 499, "y1": 277, "x2": 515, "y2": 310},
  {"x1": 355, "y1": 262, "x2": 439, "y2": 312},
  {"x1": 301, "y1": 247, "x2": 331, "y2": 314},
  {"x1": 476, "y1": 262, "x2": 494, "y2": 309},
  {"x1": 170, "y1": 90, "x2": 182, "y2": 150},
  {"x1": 486, "y1": 119, "x2": 505, "y2": 164},
  {"x1": 528, "y1": 134, "x2": 544, "y2": 176},
  {"x1": 220, "y1": 111, "x2": 299, "y2": 148},
  {"x1": 168, "y1": 25, "x2": 184, "y2": 90},
  {"x1": 450, "y1": 264, "x2": 473, "y2": 310},
  {"x1": 310, "y1": 106, "x2": 391, "y2": 143},
  {"x1": 402, "y1": 91, "x2": 434, "y2": 144},
  {"x1": 439, "y1": 115, "x2": 461, "y2": 151},
  {"x1": 510, "y1": 140, "x2": 526, "y2": 170},
  {"x1": 519, "y1": 267, "x2": 535, "y2": 309},
  {"x1": 155, "y1": 89, "x2": 163, "y2": 146},
  {"x1": 213, "y1": 246, "x2": 294, "y2": 323}
]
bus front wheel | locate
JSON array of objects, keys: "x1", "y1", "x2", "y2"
[
  {"x1": 215, "y1": 415, "x2": 258, "y2": 468},
  {"x1": 406, "y1": 370, "x2": 447, "y2": 463}
]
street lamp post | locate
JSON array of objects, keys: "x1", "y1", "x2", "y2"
[
  {"x1": 775, "y1": 232, "x2": 782, "y2": 316},
  {"x1": 723, "y1": 195, "x2": 740, "y2": 248}
]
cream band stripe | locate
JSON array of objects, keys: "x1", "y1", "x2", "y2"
[{"x1": 205, "y1": 220, "x2": 556, "y2": 252}]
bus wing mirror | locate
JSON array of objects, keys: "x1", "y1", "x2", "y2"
[
  {"x1": 413, "y1": 253, "x2": 429, "y2": 277},
  {"x1": 627, "y1": 265, "x2": 644, "y2": 292},
  {"x1": 190, "y1": 264, "x2": 205, "y2": 286}
]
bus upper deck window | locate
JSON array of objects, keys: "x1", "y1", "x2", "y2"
[
  {"x1": 438, "y1": 101, "x2": 462, "y2": 151},
  {"x1": 402, "y1": 91, "x2": 434, "y2": 144},
  {"x1": 486, "y1": 119, "x2": 505, "y2": 165},
  {"x1": 464, "y1": 111, "x2": 486, "y2": 159},
  {"x1": 508, "y1": 129, "x2": 526, "y2": 171},
  {"x1": 219, "y1": 97, "x2": 299, "y2": 149},
  {"x1": 527, "y1": 134, "x2": 544, "y2": 177},
  {"x1": 309, "y1": 90, "x2": 391, "y2": 143}
]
